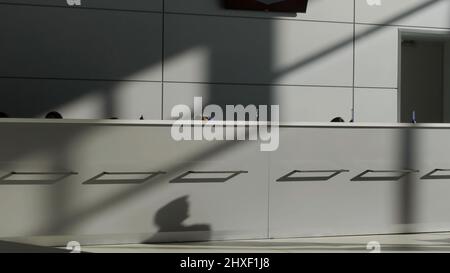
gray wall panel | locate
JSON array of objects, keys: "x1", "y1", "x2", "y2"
[
  {"x1": 0, "y1": 0, "x2": 163, "y2": 12},
  {"x1": 86, "y1": 0, "x2": 162, "y2": 11},
  {"x1": 164, "y1": 14, "x2": 354, "y2": 86},
  {"x1": 0, "y1": 78, "x2": 162, "y2": 119},
  {"x1": 0, "y1": 0, "x2": 87, "y2": 8},
  {"x1": 163, "y1": 83, "x2": 353, "y2": 122},
  {"x1": 0, "y1": 5, "x2": 162, "y2": 81},
  {"x1": 166, "y1": 0, "x2": 354, "y2": 23}
]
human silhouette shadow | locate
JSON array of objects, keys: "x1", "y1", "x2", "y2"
[{"x1": 145, "y1": 196, "x2": 211, "y2": 243}]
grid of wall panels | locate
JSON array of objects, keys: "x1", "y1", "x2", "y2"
[{"x1": 0, "y1": 0, "x2": 449, "y2": 122}]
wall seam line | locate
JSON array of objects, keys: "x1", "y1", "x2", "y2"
[{"x1": 161, "y1": 0, "x2": 165, "y2": 120}]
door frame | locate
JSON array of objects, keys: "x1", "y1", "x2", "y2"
[{"x1": 398, "y1": 28, "x2": 450, "y2": 123}]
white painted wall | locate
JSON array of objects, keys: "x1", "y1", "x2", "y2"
[{"x1": 0, "y1": 0, "x2": 449, "y2": 122}]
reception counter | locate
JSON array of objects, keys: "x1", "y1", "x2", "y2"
[{"x1": 0, "y1": 119, "x2": 450, "y2": 246}]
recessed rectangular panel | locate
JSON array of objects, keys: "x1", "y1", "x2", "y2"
[
  {"x1": 97, "y1": 173, "x2": 154, "y2": 181},
  {"x1": 170, "y1": 171, "x2": 248, "y2": 183},
  {"x1": 422, "y1": 169, "x2": 450, "y2": 180},
  {"x1": 83, "y1": 172, "x2": 165, "y2": 185},
  {"x1": 277, "y1": 170, "x2": 349, "y2": 182},
  {"x1": 0, "y1": 172, "x2": 76, "y2": 185},
  {"x1": 351, "y1": 170, "x2": 418, "y2": 182}
]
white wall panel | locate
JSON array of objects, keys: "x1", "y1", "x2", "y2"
[
  {"x1": 0, "y1": 122, "x2": 269, "y2": 243},
  {"x1": 356, "y1": 0, "x2": 450, "y2": 29},
  {"x1": 354, "y1": 88, "x2": 398, "y2": 122},
  {"x1": 274, "y1": 86, "x2": 353, "y2": 122},
  {"x1": 270, "y1": 127, "x2": 402, "y2": 238},
  {"x1": 355, "y1": 25, "x2": 399, "y2": 88}
]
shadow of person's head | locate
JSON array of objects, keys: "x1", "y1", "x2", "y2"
[
  {"x1": 45, "y1": 111, "x2": 63, "y2": 119},
  {"x1": 331, "y1": 117, "x2": 345, "y2": 123},
  {"x1": 154, "y1": 195, "x2": 190, "y2": 232},
  {"x1": 146, "y1": 195, "x2": 213, "y2": 243}
]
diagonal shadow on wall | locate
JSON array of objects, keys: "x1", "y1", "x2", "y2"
[{"x1": 0, "y1": 0, "x2": 444, "y2": 243}]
